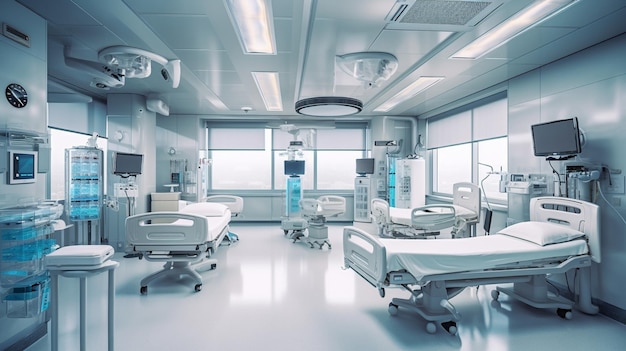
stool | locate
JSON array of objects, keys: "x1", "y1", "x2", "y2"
[{"x1": 45, "y1": 245, "x2": 118, "y2": 351}]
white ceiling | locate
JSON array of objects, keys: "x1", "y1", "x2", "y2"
[{"x1": 15, "y1": 0, "x2": 626, "y2": 120}]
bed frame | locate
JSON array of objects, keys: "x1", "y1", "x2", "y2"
[
  {"x1": 125, "y1": 210, "x2": 230, "y2": 294},
  {"x1": 372, "y1": 182, "x2": 481, "y2": 238},
  {"x1": 343, "y1": 196, "x2": 600, "y2": 335}
]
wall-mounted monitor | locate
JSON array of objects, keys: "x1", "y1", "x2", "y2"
[
  {"x1": 356, "y1": 158, "x2": 375, "y2": 176},
  {"x1": 531, "y1": 117, "x2": 582, "y2": 158},
  {"x1": 284, "y1": 160, "x2": 305, "y2": 176},
  {"x1": 113, "y1": 152, "x2": 143, "y2": 176},
  {"x1": 8, "y1": 150, "x2": 37, "y2": 184}
]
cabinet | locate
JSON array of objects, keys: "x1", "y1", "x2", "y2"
[
  {"x1": 354, "y1": 177, "x2": 372, "y2": 222},
  {"x1": 0, "y1": 202, "x2": 62, "y2": 318},
  {"x1": 65, "y1": 147, "x2": 103, "y2": 221}
]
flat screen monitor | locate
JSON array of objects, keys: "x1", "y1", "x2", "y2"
[
  {"x1": 284, "y1": 160, "x2": 305, "y2": 176},
  {"x1": 356, "y1": 158, "x2": 375, "y2": 176},
  {"x1": 531, "y1": 117, "x2": 582, "y2": 157},
  {"x1": 8, "y1": 150, "x2": 37, "y2": 184},
  {"x1": 113, "y1": 152, "x2": 143, "y2": 176}
]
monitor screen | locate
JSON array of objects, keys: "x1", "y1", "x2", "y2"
[
  {"x1": 113, "y1": 152, "x2": 143, "y2": 176},
  {"x1": 8, "y1": 151, "x2": 37, "y2": 184},
  {"x1": 531, "y1": 117, "x2": 582, "y2": 157},
  {"x1": 284, "y1": 160, "x2": 305, "y2": 175},
  {"x1": 356, "y1": 158, "x2": 375, "y2": 175}
]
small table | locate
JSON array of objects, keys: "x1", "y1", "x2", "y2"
[
  {"x1": 163, "y1": 183, "x2": 180, "y2": 192},
  {"x1": 46, "y1": 246, "x2": 118, "y2": 351}
]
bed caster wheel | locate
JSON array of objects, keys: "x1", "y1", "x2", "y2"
[
  {"x1": 194, "y1": 284, "x2": 202, "y2": 292},
  {"x1": 557, "y1": 308, "x2": 572, "y2": 320},
  {"x1": 491, "y1": 290, "x2": 500, "y2": 301},
  {"x1": 140, "y1": 286, "x2": 147, "y2": 295},
  {"x1": 283, "y1": 230, "x2": 288, "y2": 235},
  {"x1": 378, "y1": 288, "x2": 385, "y2": 298},
  {"x1": 441, "y1": 321, "x2": 457, "y2": 335},
  {"x1": 426, "y1": 322, "x2": 437, "y2": 334},
  {"x1": 388, "y1": 303, "x2": 398, "y2": 316},
  {"x1": 327, "y1": 243, "x2": 332, "y2": 249}
]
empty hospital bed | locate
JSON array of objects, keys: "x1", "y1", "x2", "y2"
[
  {"x1": 343, "y1": 196, "x2": 600, "y2": 334},
  {"x1": 372, "y1": 182, "x2": 481, "y2": 238},
  {"x1": 125, "y1": 202, "x2": 232, "y2": 294}
]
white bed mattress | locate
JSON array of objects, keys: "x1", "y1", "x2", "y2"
[
  {"x1": 389, "y1": 205, "x2": 477, "y2": 226},
  {"x1": 382, "y1": 234, "x2": 588, "y2": 281},
  {"x1": 205, "y1": 214, "x2": 230, "y2": 241},
  {"x1": 171, "y1": 209, "x2": 231, "y2": 242}
]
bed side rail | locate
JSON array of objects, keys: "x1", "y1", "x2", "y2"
[
  {"x1": 343, "y1": 226, "x2": 387, "y2": 287},
  {"x1": 125, "y1": 212, "x2": 209, "y2": 247},
  {"x1": 411, "y1": 205, "x2": 457, "y2": 230}
]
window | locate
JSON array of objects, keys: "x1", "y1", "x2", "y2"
[
  {"x1": 433, "y1": 144, "x2": 472, "y2": 194},
  {"x1": 207, "y1": 123, "x2": 368, "y2": 192},
  {"x1": 428, "y1": 94, "x2": 507, "y2": 203}
]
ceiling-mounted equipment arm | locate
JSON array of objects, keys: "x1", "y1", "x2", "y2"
[{"x1": 98, "y1": 46, "x2": 181, "y2": 88}]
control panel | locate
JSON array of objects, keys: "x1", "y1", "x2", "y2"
[{"x1": 114, "y1": 183, "x2": 138, "y2": 198}]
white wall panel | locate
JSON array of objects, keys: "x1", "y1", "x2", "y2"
[{"x1": 508, "y1": 33, "x2": 626, "y2": 312}]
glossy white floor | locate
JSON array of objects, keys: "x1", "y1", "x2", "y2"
[{"x1": 28, "y1": 223, "x2": 626, "y2": 351}]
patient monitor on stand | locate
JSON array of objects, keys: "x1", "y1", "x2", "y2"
[{"x1": 280, "y1": 141, "x2": 307, "y2": 236}]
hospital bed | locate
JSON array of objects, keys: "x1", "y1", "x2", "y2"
[
  {"x1": 372, "y1": 182, "x2": 481, "y2": 238},
  {"x1": 205, "y1": 195, "x2": 244, "y2": 243},
  {"x1": 290, "y1": 195, "x2": 346, "y2": 249},
  {"x1": 125, "y1": 202, "x2": 232, "y2": 294},
  {"x1": 343, "y1": 196, "x2": 600, "y2": 334}
]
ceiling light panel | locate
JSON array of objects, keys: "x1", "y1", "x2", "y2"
[
  {"x1": 374, "y1": 76, "x2": 444, "y2": 112},
  {"x1": 451, "y1": 0, "x2": 578, "y2": 59},
  {"x1": 225, "y1": 0, "x2": 277, "y2": 54},
  {"x1": 252, "y1": 71, "x2": 283, "y2": 111}
]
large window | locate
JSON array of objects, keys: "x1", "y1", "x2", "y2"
[
  {"x1": 428, "y1": 95, "x2": 508, "y2": 204},
  {"x1": 207, "y1": 123, "x2": 367, "y2": 192}
]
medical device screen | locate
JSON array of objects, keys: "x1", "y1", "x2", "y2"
[
  {"x1": 8, "y1": 151, "x2": 37, "y2": 184},
  {"x1": 356, "y1": 158, "x2": 375, "y2": 176},
  {"x1": 284, "y1": 160, "x2": 305, "y2": 175},
  {"x1": 113, "y1": 152, "x2": 143, "y2": 175},
  {"x1": 531, "y1": 117, "x2": 581, "y2": 157}
]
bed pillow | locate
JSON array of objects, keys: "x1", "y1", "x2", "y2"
[
  {"x1": 498, "y1": 221, "x2": 585, "y2": 246},
  {"x1": 180, "y1": 202, "x2": 228, "y2": 217}
]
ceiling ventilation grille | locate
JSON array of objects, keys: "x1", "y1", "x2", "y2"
[{"x1": 386, "y1": 0, "x2": 495, "y2": 27}]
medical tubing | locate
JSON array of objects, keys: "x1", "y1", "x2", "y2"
[
  {"x1": 477, "y1": 163, "x2": 493, "y2": 211},
  {"x1": 596, "y1": 180, "x2": 626, "y2": 226}
]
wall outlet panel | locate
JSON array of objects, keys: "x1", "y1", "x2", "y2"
[{"x1": 606, "y1": 175, "x2": 625, "y2": 194}]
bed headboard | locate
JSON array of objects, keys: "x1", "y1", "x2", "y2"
[
  {"x1": 530, "y1": 197, "x2": 601, "y2": 263},
  {"x1": 371, "y1": 198, "x2": 391, "y2": 224},
  {"x1": 453, "y1": 182, "x2": 481, "y2": 215}
]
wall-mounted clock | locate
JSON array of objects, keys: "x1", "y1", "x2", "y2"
[{"x1": 5, "y1": 83, "x2": 28, "y2": 108}]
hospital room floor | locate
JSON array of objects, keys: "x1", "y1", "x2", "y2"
[{"x1": 28, "y1": 223, "x2": 626, "y2": 351}]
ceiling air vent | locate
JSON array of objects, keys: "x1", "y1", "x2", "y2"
[
  {"x1": 2, "y1": 23, "x2": 30, "y2": 47},
  {"x1": 385, "y1": 0, "x2": 500, "y2": 30}
]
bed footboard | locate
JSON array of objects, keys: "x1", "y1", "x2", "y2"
[
  {"x1": 343, "y1": 226, "x2": 387, "y2": 288},
  {"x1": 125, "y1": 212, "x2": 210, "y2": 249}
]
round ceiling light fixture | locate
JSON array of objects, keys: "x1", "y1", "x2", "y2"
[{"x1": 295, "y1": 96, "x2": 363, "y2": 117}]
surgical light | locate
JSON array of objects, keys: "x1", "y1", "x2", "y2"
[
  {"x1": 451, "y1": 0, "x2": 578, "y2": 60},
  {"x1": 374, "y1": 77, "x2": 444, "y2": 112},
  {"x1": 252, "y1": 71, "x2": 283, "y2": 111},
  {"x1": 225, "y1": 0, "x2": 276, "y2": 54}
]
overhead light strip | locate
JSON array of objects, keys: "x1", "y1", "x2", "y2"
[
  {"x1": 252, "y1": 71, "x2": 283, "y2": 111},
  {"x1": 374, "y1": 76, "x2": 444, "y2": 112},
  {"x1": 225, "y1": 0, "x2": 276, "y2": 54},
  {"x1": 451, "y1": 0, "x2": 578, "y2": 60}
]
